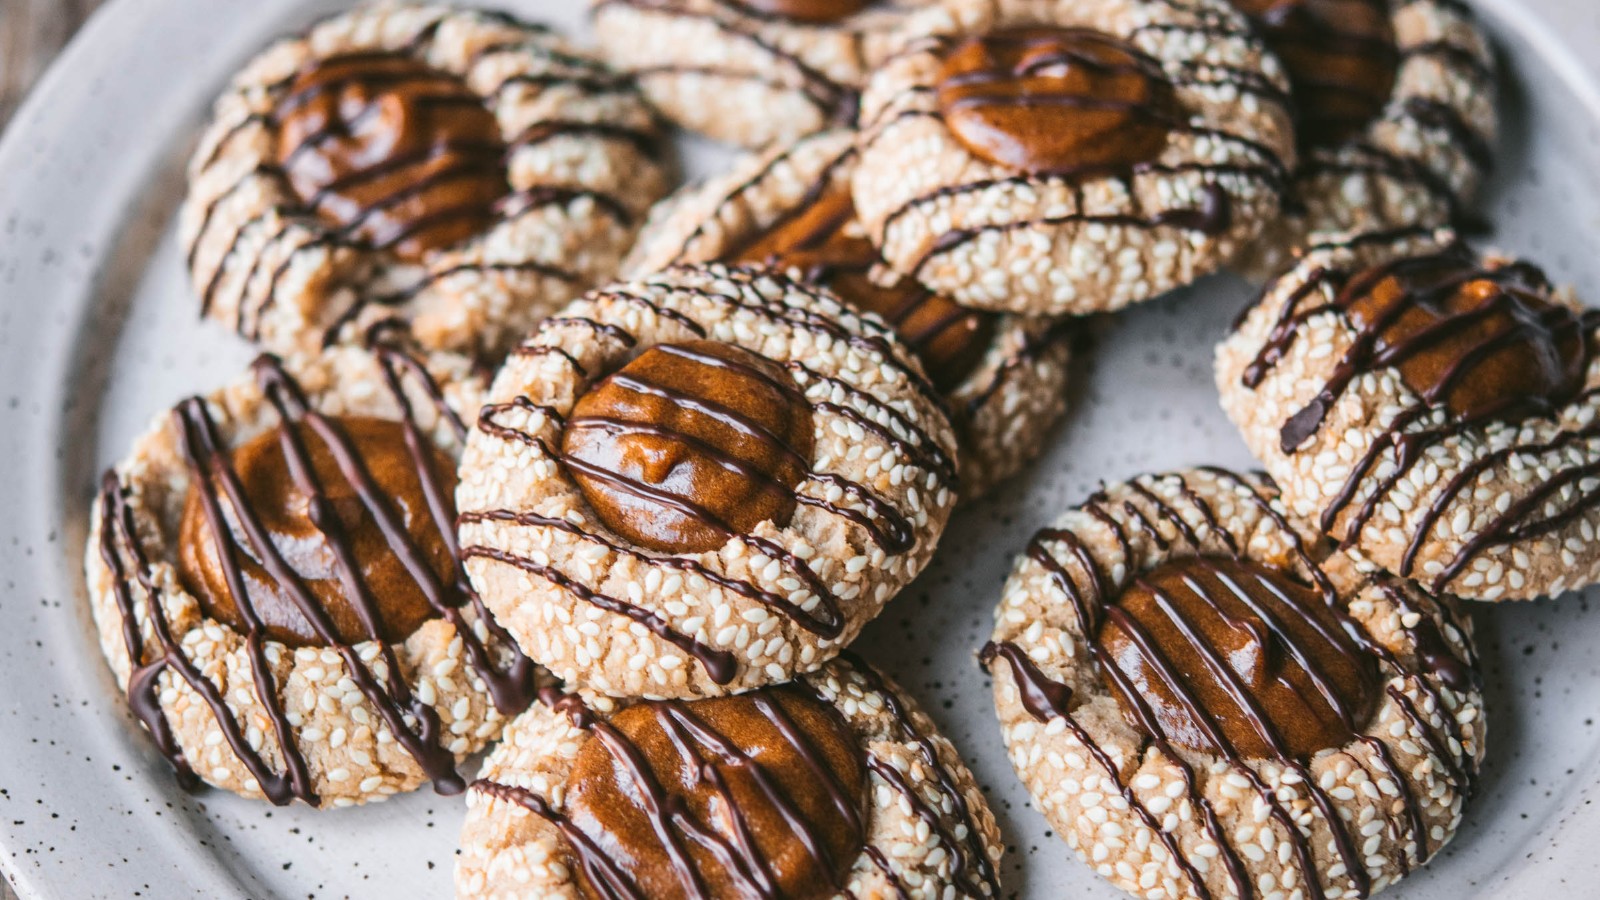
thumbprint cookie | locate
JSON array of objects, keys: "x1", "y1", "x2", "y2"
[
  {"x1": 851, "y1": 0, "x2": 1296, "y2": 316},
  {"x1": 456, "y1": 654, "x2": 1003, "y2": 899},
  {"x1": 180, "y1": 4, "x2": 668, "y2": 357},
  {"x1": 1218, "y1": 227, "x2": 1600, "y2": 602},
  {"x1": 983, "y1": 468, "x2": 1483, "y2": 900},
  {"x1": 85, "y1": 325, "x2": 538, "y2": 807},
  {"x1": 454, "y1": 264, "x2": 959, "y2": 699}
]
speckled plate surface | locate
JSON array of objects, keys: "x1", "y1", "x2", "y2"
[{"x1": 3, "y1": 1, "x2": 1600, "y2": 897}]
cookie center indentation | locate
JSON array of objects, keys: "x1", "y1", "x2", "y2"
[
  {"x1": 935, "y1": 27, "x2": 1179, "y2": 176},
  {"x1": 560, "y1": 341, "x2": 816, "y2": 553},
  {"x1": 1094, "y1": 556, "x2": 1380, "y2": 761},
  {"x1": 274, "y1": 52, "x2": 510, "y2": 262},
  {"x1": 1340, "y1": 253, "x2": 1592, "y2": 424},
  {"x1": 563, "y1": 688, "x2": 866, "y2": 900},
  {"x1": 178, "y1": 415, "x2": 456, "y2": 647}
]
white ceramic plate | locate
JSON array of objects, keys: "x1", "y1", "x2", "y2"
[{"x1": 5, "y1": 1, "x2": 1600, "y2": 897}]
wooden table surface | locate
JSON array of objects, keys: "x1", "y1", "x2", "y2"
[{"x1": 2, "y1": 0, "x2": 108, "y2": 891}]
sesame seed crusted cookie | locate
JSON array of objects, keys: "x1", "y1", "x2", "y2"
[
  {"x1": 456, "y1": 653, "x2": 1004, "y2": 899},
  {"x1": 982, "y1": 467, "x2": 1484, "y2": 900},
  {"x1": 1231, "y1": 0, "x2": 1498, "y2": 282},
  {"x1": 1217, "y1": 227, "x2": 1600, "y2": 602},
  {"x1": 85, "y1": 327, "x2": 538, "y2": 808},
  {"x1": 624, "y1": 127, "x2": 1074, "y2": 498},
  {"x1": 180, "y1": 3, "x2": 668, "y2": 358},
  {"x1": 850, "y1": 0, "x2": 1296, "y2": 317},
  {"x1": 589, "y1": 0, "x2": 948, "y2": 149},
  {"x1": 455, "y1": 264, "x2": 960, "y2": 699}
]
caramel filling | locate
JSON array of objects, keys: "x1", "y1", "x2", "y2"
[
  {"x1": 735, "y1": 0, "x2": 872, "y2": 23},
  {"x1": 178, "y1": 415, "x2": 456, "y2": 647},
  {"x1": 935, "y1": 27, "x2": 1178, "y2": 175},
  {"x1": 1341, "y1": 255, "x2": 1590, "y2": 424},
  {"x1": 1232, "y1": 0, "x2": 1398, "y2": 147},
  {"x1": 728, "y1": 184, "x2": 996, "y2": 391},
  {"x1": 274, "y1": 52, "x2": 509, "y2": 261},
  {"x1": 1095, "y1": 556, "x2": 1379, "y2": 761},
  {"x1": 563, "y1": 688, "x2": 865, "y2": 900},
  {"x1": 560, "y1": 341, "x2": 816, "y2": 553}
]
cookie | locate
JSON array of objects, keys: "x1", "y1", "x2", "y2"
[
  {"x1": 625, "y1": 128, "x2": 1074, "y2": 497},
  {"x1": 84, "y1": 325, "x2": 538, "y2": 807},
  {"x1": 180, "y1": 3, "x2": 669, "y2": 358},
  {"x1": 982, "y1": 467, "x2": 1484, "y2": 900},
  {"x1": 590, "y1": 0, "x2": 948, "y2": 149},
  {"x1": 850, "y1": 0, "x2": 1296, "y2": 317},
  {"x1": 456, "y1": 653, "x2": 1003, "y2": 899},
  {"x1": 1229, "y1": 0, "x2": 1498, "y2": 280},
  {"x1": 1218, "y1": 227, "x2": 1600, "y2": 602},
  {"x1": 455, "y1": 264, "x2": 959, "y2": 699}
]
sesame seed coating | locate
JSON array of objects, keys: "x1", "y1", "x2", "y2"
[
  {"x1": 455, "y1": 264, "x2": 960, "y2": 699},
  {"x1": 985, "y1": 468, "x2": 1484, "y2": 900},
  {"x1": 456, "y1": 655, "x2": 1005, "y2": 899},
  {"x1": 590, "y1": 0, "x2": 948, "y2": 149},
  {"x1": 85, "y1": 341, "x2": 523, "y2": 807},
  {"x1": 1218, "y1": 228, "x2": 1600, "y2": 602},
  {"x1": 1234, "y1": 0, "x2": 1499, "y2": 282},
  {"x1": 851, "y1": 0, "x2": 1296, "y2": 317},
  {"x1": 625, "y1": 128, "x2": 1074, "y2": 499},
  {"x1": 180, "y1": 3, "x2": 668, "y2": 358}
]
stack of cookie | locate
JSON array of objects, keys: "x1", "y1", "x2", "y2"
[{"x1": 80, "y1": 0, "x2": 1574, "y2": 898}]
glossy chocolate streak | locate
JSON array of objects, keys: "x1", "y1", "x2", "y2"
[
  {"x1": 935, "y1": 28, "x2": 1180, "y2": 175},
  {"x1": 458, "y1": 285, "x2": 951, "y2": 681},
  {"x1": 861, "y1": 11, "x2": 1291, "y2": 271},
  {"x1": 461, "y1": 544, "x2": 739, "y2": 684},
  {"x1": 96, "y1": 343, "x2": 533, "y2": 804},
  {"x1": 189, "y1": 21, "x2": 646, "y2": 341},
  {"x1": 1234, "y1": 0, "x2": 1399, "y2": 148},
  {"x1": 477, "y1": 685, "x2": 866, "y2": 900},
  {"x1": 983, "y1": 470, "x2": 1479, "y2": 899},
  {"x1": 724, "y1": 166, "x2": 998, "y2": 391},
  {"x1": 563, "y1": 341, "x2": 914, "y2": 555},
  {"x1": 459, "y1": 508, "x2": 844, "y2": 638},
  {"x1": 960, "y1": 318, "x2": 1076, "y2": 417},
  {"x1": 828, "y1": 652, "x2": 1000, "y2": 898},
  {"x1": 1239, "y1": 239, "x2": 1600, "y2": 590},
  {"x1": 475, "y1": 779, "x2": 646, "y2": 895}
]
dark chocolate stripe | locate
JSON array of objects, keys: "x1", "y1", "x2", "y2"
[
  {"x1": 986, "y1": 469, "x2": 1480, "y2": 899},
  {"x1": 97, "y1": 345, "x2": 534, "y2": 804}
]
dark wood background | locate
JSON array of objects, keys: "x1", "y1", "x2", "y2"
[{"x1": 2, "y1": 0, "x2": 106, "y2": 892}]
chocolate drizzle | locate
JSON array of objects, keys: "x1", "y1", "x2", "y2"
[
  {"x1": 476, "y1": 659, "x2": 997, "y2": 899},
  {"x1": 187, "y1": 14, "x2": 657, "y2": 344},
  {"x1": 95, "y1": 329, "x2": 535, "y2": 804},
  {"x1": 1286, "y1": 15, "x2": 1497, "y2": 232},
  {"x1": 860, "y1": 8, "x2": 1289, "y2": 275},
  {"x1": 561, "y1": 341, "x2": 822, "y2": 554},
  {"x1": 594, "y1": 0, "x2": 865, "y2": 127},
  {"x1": 676, "y1": 135, "x2": 1076, "y2": 423},
  {"x1": 1095, "y1": 556, "x2": 1380, "y2": 761},
  {"x1": 981, "y1": 470, "x2": 1479, "y2": 900},
  {"x1": 934, "y1": 28, "x2": 1179, "y2": 175},
  {"x1": 723, "y1": 162, "x2": 998, "y2": 393},
  {"x1": 461, "y1": 274, "x2": 952, "y2": 684},
  {"x1": 1239, "y1": 237, "x2": 1600, "y2": 591},
  {"x1": 1232, "y1": 0, "x2": 1399, "y2": 148}
]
